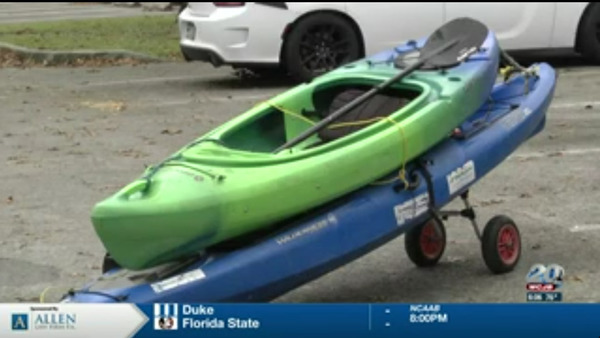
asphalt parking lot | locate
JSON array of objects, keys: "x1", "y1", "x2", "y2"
[{"x1": 1, "y1": 57, "x2": 599, "y2": 303}]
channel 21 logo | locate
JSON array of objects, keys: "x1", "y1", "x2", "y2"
[{"x1": 526, "y1": 264, "x2": 564, "y2": 291}]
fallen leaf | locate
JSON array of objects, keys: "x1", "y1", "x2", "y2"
[
  {"x1": 480, "y1": 199, "x2": 505, "y2": 207},
  {"x1": 81, "y1": 126, "x2": 96, "y2": 137},
  {"x1": 6, "y1": 196, "x2": 13, "y2": 203},
  {"x1": 100, "y1": 184, "x2": 122, "y2": 192},
  {"x1": 116, "y1": 149, "x2": 149, "y2": 159},
  {"x1": 161, "y1": 128, "x2": 182, "y2": 135}
]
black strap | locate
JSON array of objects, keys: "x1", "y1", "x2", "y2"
[{"x1": 416, "y1": 159, "x2": 436, "y2": 208}]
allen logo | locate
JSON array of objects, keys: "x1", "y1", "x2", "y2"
[
  {"x1": 11, "y1": 314, "x2": 29, "y2": 331},
  {"x1": 154, "y1": 304, "x2": 178, "y2": 330}
]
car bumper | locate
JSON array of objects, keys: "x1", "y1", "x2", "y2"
[
  {"x1": 180, "y1": 45, "x2": 225, "y2": 66},
  {"x1": 178, "y1": 4, "x2": 296, "y2": 66}
]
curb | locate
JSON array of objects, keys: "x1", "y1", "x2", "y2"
[
  {"x1": 0, "y1": 41, "x2": 165, "y2": 65},
  {"x1": 109, "y1": 2, "x2": 180, "y2": 12}
]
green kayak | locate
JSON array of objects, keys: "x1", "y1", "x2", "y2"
[{"x1": 92, "y1": 30, "x2": 500, "y2": 270}]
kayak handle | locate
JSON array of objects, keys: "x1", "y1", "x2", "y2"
[
  {"x1": 185, "y1": 138, "x2": 227, "y2": 149},
  {"x1": 117, "y1": 180, "x2": 148, "y2": 201}
]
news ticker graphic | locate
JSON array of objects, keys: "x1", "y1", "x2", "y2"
[
  {"x1": 525, "y1": 263, "x2": 564, "y2": 302},
  {"x1": 2, "y1": 303, "x2": 599, "y2": 338}
]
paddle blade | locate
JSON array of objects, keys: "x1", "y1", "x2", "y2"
[{"x1": 396, "y1": 17, "x2": 489, "y2": 70}]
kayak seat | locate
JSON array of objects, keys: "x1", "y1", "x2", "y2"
[{"x1": 313, "y1": 85, "x2": 416, "y2": 142}]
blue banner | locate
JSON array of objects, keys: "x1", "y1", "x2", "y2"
[{"x1": 135, "y1": 303, "x2": 598, "y2": 338}]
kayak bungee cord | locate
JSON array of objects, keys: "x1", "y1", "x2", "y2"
[
  {"x1": 139, "y1": 136, "x2": 235, "y2": 189},
  {"x1": 140, "y1": 153, "x2": 226, "y2": 193},
  {"x1": 268, "y1": 102, "x2": 317, "y2": 127}
]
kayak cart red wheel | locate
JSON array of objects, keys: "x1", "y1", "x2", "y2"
[
  {"x1": 405, "y1": 218, "x2": 446, "y2": 267},
  {"x1": 481, "y1": 215, "x2": 521, "y2": 274}
]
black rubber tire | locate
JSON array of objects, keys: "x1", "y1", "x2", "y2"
[
  {"x1": 578, "y1": 4, "x2": 600, "y2": 63},
  {"x1": 404, "y1": 218, "x2": 446, "y2": 267},
  {"x1": 481, "y1": 215, "x2": 521, "y2": 274},
  {"x1": 102, "y1": 253, "x2": 121, "y2": 273},
  {"x1": 284, "y1": 13, "x2": 361, "y2": 82}
]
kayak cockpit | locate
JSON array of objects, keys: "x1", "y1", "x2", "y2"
[{"x1": 216, "y1": 79, "x2": 425, "y2": 154}]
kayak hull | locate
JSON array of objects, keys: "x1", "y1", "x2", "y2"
[{"x1": 66, "y1": 63, "x2": 556, "y2": 302}]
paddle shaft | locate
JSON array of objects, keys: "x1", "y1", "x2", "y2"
[{"x1": 273, "y1": 38, "x2": 461, "y2": 153}]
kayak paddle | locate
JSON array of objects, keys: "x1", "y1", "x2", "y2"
[{"x1": 273, "y1": 17, "x2": 490, "y2": 153}]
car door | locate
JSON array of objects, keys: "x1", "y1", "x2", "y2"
[
  {"x1": 443, "y1": 3, "x2": 556, "y2": 50},
  {"x1": 345, "y1": 3, "x2": 444, "y2": 55}
]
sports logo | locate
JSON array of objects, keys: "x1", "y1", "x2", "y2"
[{"x1": 154, "y1": 304, "x2": 178, "y2": 330}]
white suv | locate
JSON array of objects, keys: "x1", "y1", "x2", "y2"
[{"x1": 178, "y1": 2, "x2": 596, "y2": 81}]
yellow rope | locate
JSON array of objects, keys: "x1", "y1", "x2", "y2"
[
  {"x1": 369, "y1": 117, "x2": 410, "y2": 187},
  {"x1": 268, "y1": 102, "x2": 317, "y2": 126},
  {"x1": 39, "y1": 286, "x2": 52, "y2": 303},
  {"x1": 328, "y1": 116, "x2": 389, "y2": 129},
  {"x1": 499, "y1": 66, "x2": 516, "y2": 82},
  {"x1": 500, "y1": 65, "x2": 539, "y2": 95}
]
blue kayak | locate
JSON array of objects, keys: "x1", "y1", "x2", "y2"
[{"x1": 62, "y1": 62, "x2": 556, "y2": 304}]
